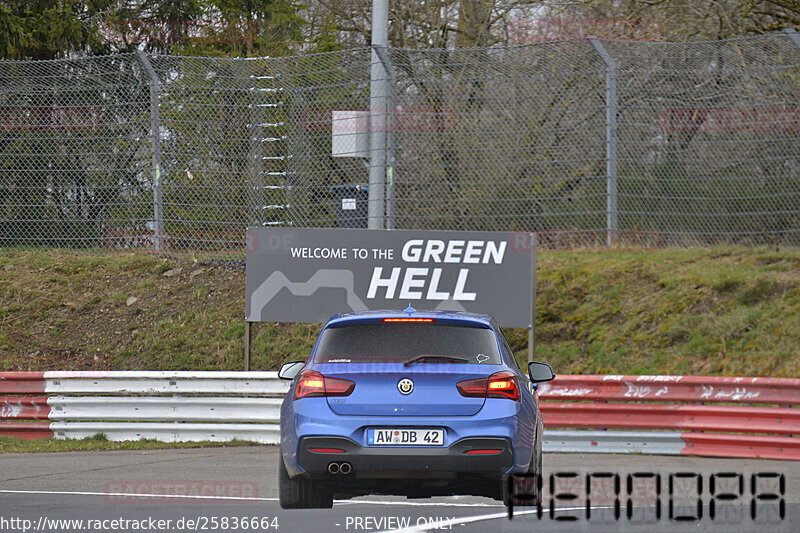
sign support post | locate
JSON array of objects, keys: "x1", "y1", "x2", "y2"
[
  {"x1": 528, "y1": 232, "x2": 537, "y2": 364},
  {"x1": 244, "y1": 321, "x2": 252, "y2": 371}
]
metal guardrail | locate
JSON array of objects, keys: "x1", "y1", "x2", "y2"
[
  {"x1": 543, "y1": 430, "x2": 686, "y2": 455},
  {"x1": 538, "y1": 374, "x2": 800, "y2": 460},
  {"x1": 48, "y1": 397, "x2": 283, "y2": 422},
  {"x1": 541, "y1": 402, "x2": 800, "y2": 434},
  {"x1": 48, "y1": 422, "x2": 281, "y2": 443},
  {"x1": 43, "y1": 371, "x2": 290, "y2": 396},
  {"x1": 538, "y1": 374, "x2": 800, "y2": 404},
  {"x1": 0, "y1": 371, "x2": 288, "y2": 444},
  {"x1": 1, "y1": 372, "x2": 798, "y2": 459}
]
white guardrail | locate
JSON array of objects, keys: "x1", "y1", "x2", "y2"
[{"x1": 23, "y1": 372, "x2": 288, "y2": 444}]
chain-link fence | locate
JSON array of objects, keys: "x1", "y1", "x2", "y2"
[
  {"x1": 2, "y1": 32, "x2": 800, "y2": 255},
  {"x1": 0, "y1": 54, "x2": 152, "y2": 248}
]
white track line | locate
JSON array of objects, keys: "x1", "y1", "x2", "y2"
[
  {"x1": 377, "y1": 506, "x2": 600, "y2": 533},
  {"x1": 0, "y1": 489, "x2": 276, "y2": 502},
  {"x1": 338, "y1": 499, "x2": 503, "y2": 507}
]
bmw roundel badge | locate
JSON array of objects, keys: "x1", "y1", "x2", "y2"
[{"x1": 397, "y1": 378, "x2": 414, "y2": 395}]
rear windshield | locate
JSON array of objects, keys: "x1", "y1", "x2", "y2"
[{"x1": 313, "y1": 321, "x2": 501, "y2": 364}]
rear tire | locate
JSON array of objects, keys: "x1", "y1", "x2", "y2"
[
  {"x1": 526, "y1": 435, "x2": 543, "y2": 506},
  {"x1": 279, "y1": 457, "x2": 333, "y2": 509},
  {"x1": 503, "y1": 441, "x2": 542, "y2": 512}
]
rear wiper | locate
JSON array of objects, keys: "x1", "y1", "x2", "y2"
[{"x1": 403, "y1": 355, "x2": 470, "y2": 367}]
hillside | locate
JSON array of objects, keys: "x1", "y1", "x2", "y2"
[{"x1": 0, "y1": 247, "x2": 798, "y2": 376}]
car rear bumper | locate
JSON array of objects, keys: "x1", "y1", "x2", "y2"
[{"x1": 297, "y1": 436, "x2": 513, "y2": 477}]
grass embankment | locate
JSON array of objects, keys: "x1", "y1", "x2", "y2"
[
  {"x1": 532, "y1": 248, "x2": 799, "y2": 377},
  {"x1": 0, "y1": 247, "x2": 798, "y2": 377}
]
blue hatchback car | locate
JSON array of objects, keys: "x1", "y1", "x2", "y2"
[{"x1": 277, "y1": 308, "x2": 555, "y2": 509}]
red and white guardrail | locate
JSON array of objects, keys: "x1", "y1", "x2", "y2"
[
  {"x1": 1, "y1": 372, "x2": 798, "y2": 460},
  {"x1": 538, "y1": 375, "x2": 800, "y2": 460}
]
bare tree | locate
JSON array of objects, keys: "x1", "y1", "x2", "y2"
[
  {"x1": 301, "y1": 0, "x2": 546, "y2": 49},
  {"x1": 547, "y1": 0, "x2": 800, "y2": 41}
]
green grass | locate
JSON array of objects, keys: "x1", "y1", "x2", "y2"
[
  {"x1": 0, "y1": 434, "x2": 263, "y2": 454},
  {"x1": 531, "y1": 246, "x2": 800, "y2": 376},
  {"x1": 0, "y1": 246, "x2": 799, "y2": 376}
]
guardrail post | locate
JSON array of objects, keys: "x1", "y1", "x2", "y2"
[
  {"x1": 135, "y1": 51, "x2": 165, "y2": 252},
  {"x1": 589, "y1": 38, "x2": 618, "y2": 248}
]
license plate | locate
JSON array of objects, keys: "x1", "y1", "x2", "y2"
[{"x1": 367, "y1": 428, "x2": 444, "y2": 446}]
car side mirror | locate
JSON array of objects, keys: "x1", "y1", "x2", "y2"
[
  {"x1": 278, "y1": 361, "x2": 305, "y2": 380},
  {"x1": 528, "y1": 361, "x2": 556, "y2": 383}
]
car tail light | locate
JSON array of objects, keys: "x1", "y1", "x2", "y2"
[
  {"x1": 382, "y1": 318, "x2": 435, "y2": 322},
  {"x1": 487, "y1": 371, "x2": 519, "y2": 401},
  {"x1": 309, "y1": 448, "x2": 346, "y2": 454},
  {"x1": 324, "y1": 375, "x2": 356, "y2": 396},
  {"x1": 294, "y1": 370, "x2": 355, "y2": 400},
  {"x1": 465, "y1": 449, "x2": 503, "y2": 455},
  {"x1": 456, "y1": 377, "x2": 487, "y2": 397},
  {"x1": 294, "y1": 370, "x2": 325, "y2": 399},
  {"x1": 457, "y1": 371, "x2": 519, "y2": 402}
]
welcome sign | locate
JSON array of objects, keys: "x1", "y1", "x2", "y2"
[{"x1": 245, "y1": 227, "x2": 535, "y2": 327}]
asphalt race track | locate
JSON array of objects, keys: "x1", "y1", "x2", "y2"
[{"x1": 1, "y1": 446, "x2": 798, "y2": 532}]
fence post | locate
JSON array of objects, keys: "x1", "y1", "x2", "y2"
[
  {"x1": 589, "y1": 38, "x2": 618, "y2": 247},
  {"x1": 373, "y1": 46, "x2": 396, "y2": 230},
  {"x1": 368, "y1": 0, "x2": 389, "y2": 230},
  {"x1": 135, "y1": 51, "x2": 164, "y2": 252}
]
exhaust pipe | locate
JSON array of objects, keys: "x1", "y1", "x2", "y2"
[
  {"x1": 339, "y1": 462, "x2": 352, "y2": 475},
  {"x1": 328, "y1": 462, "x2": 340, "y2": 475}
]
